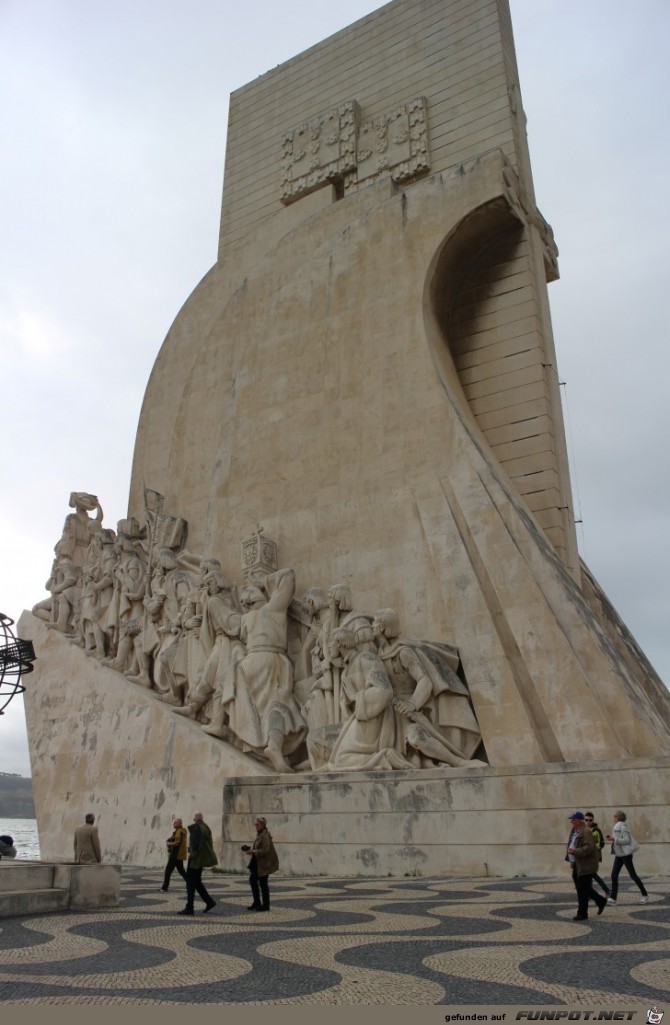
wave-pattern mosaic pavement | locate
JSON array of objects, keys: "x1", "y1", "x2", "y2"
[{"x1": 0, "y1": 871, "x2": 668, "y2": 1005}]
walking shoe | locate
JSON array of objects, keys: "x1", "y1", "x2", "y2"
[
  {"x1": 607, "y1": 898, "x2": 616, "y2": 905},
  {"x1": 597, "y1": 901, "x2": 606, "y2": 915},
  {"x1": 247, "y1": 904, "x2": 261, "y2": 911},
  {"x1": 255, "y1": 906, "x2": 269, "y2": 912},
  {"x1": 203, "y1": 900, "x2": 217, "y2": 913},
  {"x1": 640, "y1": 896, "x2": 649, "y2": 904},
  {"x1": 159, "y1": 888, "x2": 168, "y2": 893},
  {"x1": 572, "y1": 915, "x2": 587, "y2": 921},
  {"x1": 178, "y1": 907, "x2": 194, "y2": 915}
]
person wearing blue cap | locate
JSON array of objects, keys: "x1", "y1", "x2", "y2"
[{"x1": 566, "y1": 811, "x2": 607, "y2": 920}]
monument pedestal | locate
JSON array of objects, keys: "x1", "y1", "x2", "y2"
[{"x1": 223, "y1": 760, "x2": 670, "y2": 878}]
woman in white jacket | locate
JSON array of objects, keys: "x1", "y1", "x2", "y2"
[{"x1": 606, "y1": 810, "x2": 649, "y2": 905}]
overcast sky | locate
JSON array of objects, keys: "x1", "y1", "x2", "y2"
[{"x1": 1, "y1": 1, "x2": 668, "y2": 778}]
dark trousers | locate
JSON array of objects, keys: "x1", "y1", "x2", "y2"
[
  {"x1": 611, "y1": 855, "x2": 647, "y2": 900},
  {"x1": 575, "y1": 872, "x2": 606, "y2": 918},
  {"x1": 249, "y1": 857, "x2": 270, "y2": 910},
  {"x1": 162, "y1": 856, "x2": 186, "y2": 891},
  {"x1": 185, "y1": 866, "x2": 214, "y2": 909},
  {"x1": 592, "y1": 870, "x2": 610, "y2": 896},
  {"x1": 572, "y1": 863, "x2": 608, "y2": 899}
]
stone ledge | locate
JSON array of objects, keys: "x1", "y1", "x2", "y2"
[{"x1": 0, "y1": 862, "x2": 121, "y2": 915}]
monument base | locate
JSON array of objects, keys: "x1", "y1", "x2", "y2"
[
  {"x1": 20, "y1": 614, "x2": 669, "y2": 876},
  {"x1": 222, "y1": 759, "x2": 670, "y2": 878}
]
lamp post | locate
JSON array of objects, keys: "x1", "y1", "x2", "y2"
[{"x1": 0, "y1": 613, "x2": 36, "y2": 716}]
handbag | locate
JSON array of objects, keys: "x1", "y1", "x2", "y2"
[{"x1": 619, "y1": 828, "x2": 640, "y2": 856}]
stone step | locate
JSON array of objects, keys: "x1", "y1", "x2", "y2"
[
  {"x1": 0, "y1": 863, "x2": 55, "y2": 891},
  {"x1": 0, "y1": 888, "x2": 69, "y2": 918}
]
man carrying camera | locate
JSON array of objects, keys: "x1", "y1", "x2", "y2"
[
  {"x1": 161, "y1": 817, "x2": 188, "y2": 892},
  {"x1": 242, "y1": 817, "x2": 279, "y2": 912}
]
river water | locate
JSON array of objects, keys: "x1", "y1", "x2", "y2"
[{"x1": 1, "y1": 818, "x2": 40, "y2": 860}]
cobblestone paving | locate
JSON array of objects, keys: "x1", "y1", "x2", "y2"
[{"x1": 0, "y1": 871, "x2": 668, "y2": 1005}]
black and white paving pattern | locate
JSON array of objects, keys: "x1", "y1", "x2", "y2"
[{"x1": 0, "y1": 871, "x2": 668, "y2": 1005}]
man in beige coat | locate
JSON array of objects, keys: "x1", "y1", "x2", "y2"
[{"x1": 74, "y1": 813, "x2": 102, "y2": 863}]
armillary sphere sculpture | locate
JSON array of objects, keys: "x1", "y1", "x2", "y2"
[{"x1": 0, "y1": 613, "x2": 36, "y2": 716}]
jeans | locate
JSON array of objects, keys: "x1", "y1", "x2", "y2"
[{"x1": 611, "y1": 855, "x2": 647, "y2": 900}]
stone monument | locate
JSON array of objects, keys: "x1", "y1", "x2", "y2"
[{"x1": 21, "y1": 0, "x2": 670, "y2": 876}]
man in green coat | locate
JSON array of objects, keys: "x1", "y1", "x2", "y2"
[{"x1": 179, "y1": 812, "x2": 218, "y2": 915}]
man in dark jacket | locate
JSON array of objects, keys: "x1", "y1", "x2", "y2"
[
  {"x1": 179, "y1": 812, "x2": 218, "y2": 915},
  {"x1": 568, "y1": 811, "x2": 607, "y2": 921}
]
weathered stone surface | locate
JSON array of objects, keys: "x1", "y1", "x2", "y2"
[
  {"x1": 20, "y1": 615, "x2": 272, "y2": 867},
  {"x1": 222, "y1": 761, "x2": 670, "y2": 878}
]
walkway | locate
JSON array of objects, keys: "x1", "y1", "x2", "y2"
[{"x1": 0, "y1": 871, "x2": 668, "y2": 1004}]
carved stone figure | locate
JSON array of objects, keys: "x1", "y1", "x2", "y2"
[
  {"x1": 372, "y1": 608, "x2": 486, "y2": 768},
  {"x1": 103, "y1": 520, "x2": 147, "y2": 679},
  {"x1": 154, "y1": 590, "x2": 197, "y2": 705},
  {"x1": 167, "y1": 557, "x2": 229, "y2": 705},
  {"x1": 173, "y1": 571, "x2": 243, "y2": 721},
  {"x1": 301, "y1": 587, "x2": 375, "y2": 714},
  {"x1": 31, "y1": 501, "x2": 494, "y2": 778},
  {"x1": 89, "y1": 529, "x2": 118, "y2": 658},
  {"x1": 326, "y1": 627, "x2": 414, "y2": 771},
  {"x1": 220, "y1": 568, "x2": 306, "y2": 772},
  {"x1": 72, "y1": 568, "x2": 98, "y2": 652},
  {"x1": 45, "y1": 551, "x2": 80, "y2": 634},
  {"x1": 73, "y1": 529, "x2": 117, "y2": 657},
  {"x1": 59, "y1": 493, "x2": 103, "y2": 577},
  {"x1": 129, "y1": 547, "x2": 192, "y2": 688}
]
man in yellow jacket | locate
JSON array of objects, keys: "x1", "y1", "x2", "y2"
[{"x1": 161, "y1": 817, "x2": 188, "y2": 892}]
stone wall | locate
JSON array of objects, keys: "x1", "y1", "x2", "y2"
[
  {"x1": 19, "y1": 614, "x2": 271, "y2": 867},
  {"x1": 222, "y1": 760, "x2": 670, "y2": 878}
]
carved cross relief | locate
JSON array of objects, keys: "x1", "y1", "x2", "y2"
[{"x1": 280, "y1": 97, "x2": 429, "y2": 204}]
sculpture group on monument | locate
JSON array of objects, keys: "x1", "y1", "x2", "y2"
[{"x1": 33, "y1": 491, "x2": 486, "y2": 775}]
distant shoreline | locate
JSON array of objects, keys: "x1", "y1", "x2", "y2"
[{"x1": 0, "y1": 772, "x2": 35, "y2": 818}]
